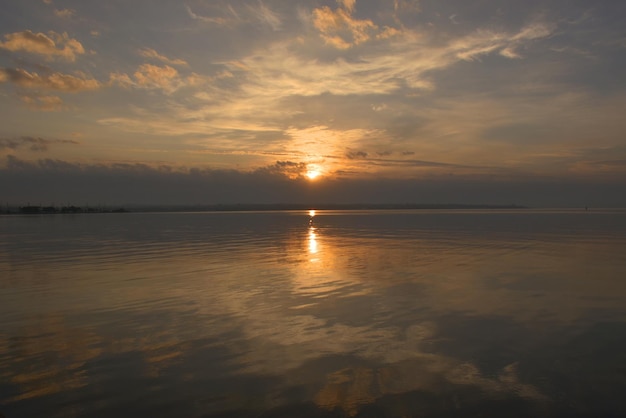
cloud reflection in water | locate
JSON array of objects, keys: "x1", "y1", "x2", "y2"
[{"x1": 1, "y1": 211, "x2": 626, "y2": 417}]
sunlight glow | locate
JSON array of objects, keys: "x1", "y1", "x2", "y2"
[{"x1": 306, "y1": 170, "x2": 321, "y2": 180}]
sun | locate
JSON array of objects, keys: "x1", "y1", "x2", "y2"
[{"x1": 305, "y1": 169, "x2": 321, "y2": 180}]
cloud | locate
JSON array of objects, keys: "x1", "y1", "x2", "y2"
[
  {"x1": 512, "y1": 21, "x2": 554, "y2": 41},
  {"x1": 345, "y1": 150, "x2": 368, "y2": 160},
  {"x1": 0, "y1": 68, "x2": 100, "y2": 92},
  {"x1": 54, "y1": 8, "x2": 75, "y2": 19},
  {"x1": 499, "y1": 47, "x2": 521, "y2": 59},
  {"x1": 1, "y1": 156, "x2": 625, "y2": 207},
  {"x1": 311, "y1": 4, "x2": 378, "y2": 49},
  {"x1": 450, "y1": 22, "x2": 554, "y2": 61},
  {"x1": 18, "y1": 94, "x2": 65, "y2": 111},
  {"x1": 186, "y1": 2, "x2": 281, "y2": 30},
  {"x1": 134, "y1": 64, "x2": 179, "y2": 89},
  {"x1": 0, "y1": 30, "x2": 85, "y2": 61},
  {"x1": 95, "y1": 16, "x2": 561, "y2": 175},
  {"x1": 394, "y1": 0, "x2": 420, "y2": 13},
  {"x1": 183, "y1": 17, "x2": 555, "y2": 145},
  {"x1": 0, "y1": 136, "x2": 78, "y2": 152},
  {"x1": 185, "y1": 4, "x2": 233, "y2": 26},
  {"x1": 308, "y1": 1, "x2": 405, "y2": 48},
  {"x1": 138, "y1": 48, "x2": 188, "y2": 66},
  {"x1": 338, "y1": 0, "x2": 356, "y2": 14},
  {"x1": 109, "y1": 64, "x2": 209, "y2": 93},
  {"x1": 248, "y1": 1, "x2": 282, "y2": 31},
  {"x1": 256, "y1": 160, "x2": 308, "y2": 179},
  {"x1": 107, "y1": 71, "x2": 134, "y2": 89}
]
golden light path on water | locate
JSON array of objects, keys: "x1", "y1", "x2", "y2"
[{"x1": 308, "y1": 210, "x2": 318, "y2": 258}]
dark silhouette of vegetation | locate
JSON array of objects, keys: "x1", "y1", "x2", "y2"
[
  {"x1": 2, "y1": 205, "x2": 130, "y2": 215},
  {"x1": 1, "y1": 202, "x2": 527, "y2": 215}
]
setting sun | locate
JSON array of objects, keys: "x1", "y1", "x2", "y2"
[{"x1": 305, "y1": 169, "x2": 321, "y2": 180}]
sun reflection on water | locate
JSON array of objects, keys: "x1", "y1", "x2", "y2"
[
  {"x1": 308, "y1": 209, "x2": 319, "y2": 259},
  {"x1": 308, "y1": 227, "x2": 318, "y2": 257}
]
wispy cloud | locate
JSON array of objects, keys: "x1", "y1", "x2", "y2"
[
  {"x1": 0, "y1": 136, "x2": 78, "y2": 152},
  {"x1": 138, "y1": 48, "x2": 188, "y2": 67},
  {"x1": 18, "y1": 93, "x2": 65, "y2": 111},
  {"x1": 339, "y1": 0, "x2": 357, "y2": 14},
  {"x1": 186, "y1": 2, "x2": 282, "y2": 31},
  {"x1": 94, "y1": 17, "x2": 560, "y2": 177},
  {"x1": 0, "y1": 0, "x2": 622, "y2": 196},
  {"x1": 393, "y1": 0, "x2": 420, "y2": 13},
  {"x1": 0, "y1": 30, "x2": 85, "y2": 61},
  {"x1": 220, "y1": 20, "x2": 554, "y2": 101},
  {"x1": 185, "y1": 4, "x2": 233, "y2": 26},
  {"x1": 54, "y1": 8, "x2": 75, "y2": 19},
  {"x1": 248, "y1": 1, "x2": 282, "y2": 31},
  {"x1": 452, "y1": 22, "x2": 554, "y2": 61}
]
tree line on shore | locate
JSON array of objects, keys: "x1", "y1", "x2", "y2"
[{"x1": 1, "y1": 205, "x2": 129, "y2": 214}]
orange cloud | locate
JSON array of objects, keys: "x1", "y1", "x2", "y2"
[
  {"x1": 0, "y1": 30, "x2": 85, "y2": 61},
  {"x1": 0, "y1": 68, "x2": 100, "y2": 92},
  {"x1": 138, "y1": 48, "x2": 188, "y2": 67},
  {"x1": 109, "y1": 64, "x2": 212, "y2": 93},
  {"x1": 338, "y1": 0, "x2": 357, "y2": 13},
  {"x1": 134, "y1": 64, "x2": 179, "y2": 90},
  {"x1": 19, "y1": 94, "x2": 65, "y2": 111},
  {"x1": 312, "y1": 5, "x2": 377, "y2": 49},
  {"x1": 107, "y1": 72, "x2": 134, "y2": 89}
]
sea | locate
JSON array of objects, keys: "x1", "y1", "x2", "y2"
[{"x1": 1, "y1": 209, "x2": 626, "y2": 417}]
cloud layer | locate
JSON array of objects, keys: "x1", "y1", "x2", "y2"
[
  {"x1": 2, "y1": 155, "x2": 625, "y2": 207},
  {"x1": 0, "y1": 0, "x2": 625, "y2": 205}
]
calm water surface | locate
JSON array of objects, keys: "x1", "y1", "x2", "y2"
[{"x1": 1, "y1": 210, "x2": 626, "y2": 417}]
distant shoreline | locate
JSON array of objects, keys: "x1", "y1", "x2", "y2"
[
  {"x1": 2, "y1": 205, "x2": 129, "y2": 215},
  {"x1": 1, "y1": 203, "x2": 528, "y2": 215},
  {"x1": 155, "y1": 203, "x2": 529, "y2": 212}
]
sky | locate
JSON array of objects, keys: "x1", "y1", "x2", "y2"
[{"x1": 1, "y1": 0, "x2": 625, "y2": 207}]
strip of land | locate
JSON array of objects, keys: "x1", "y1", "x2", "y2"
[{"x1": 2, "y1": 203, "x2": 527, "y2": 214}]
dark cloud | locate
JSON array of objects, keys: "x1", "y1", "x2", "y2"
[
  {"x1": 345, "y1": 150, "x2": 368, "y2": 160},
  {"x1": 2, "y1": 156, "x2": 625, "y2": 207},
  {"x1": 0, "y1": 136, "x2": 79, "y2": 152},
  {"x1": 255, "y1": 160, "x2": 308, "y2": 179},
  {"x1": 592, "y1": 160, "x2": 626, "y2": 167}
]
